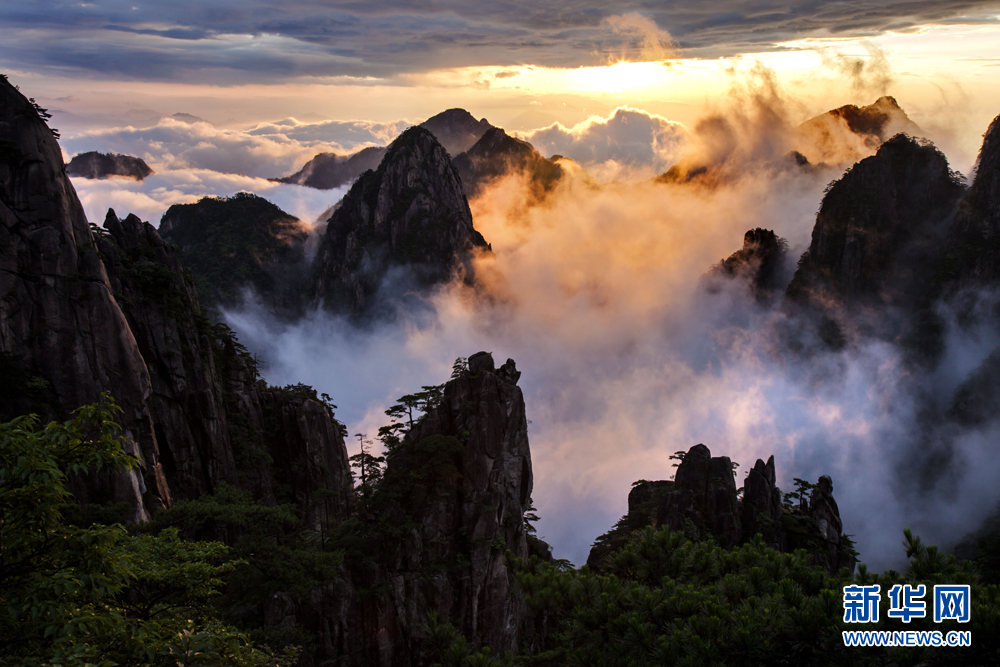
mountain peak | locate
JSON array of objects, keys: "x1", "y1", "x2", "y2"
[
  {"x1": 453, "y1": 126, "x2": 563, "y2": 198},
  {"x1": 419, "y1": 108, "x2": 494, "y2": 155},
  {"x1": 796, "y1": 96, "x2": 922, "y2": 165},
  {"x1": 787, "y1": 134, "x2": 965, "y2": 309},
  {"x1": 312, "y1": 123, "x2": 489, "y2": 314}
]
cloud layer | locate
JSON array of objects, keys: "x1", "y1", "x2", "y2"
[
  {"x1": 72, "y1": 170, "x2": 344, "y2": 227},
  {"x1": 520, "y1": 106, "x2": 691, "y2": 181},
  {"x1": 229, "y1": 156, "x2": 1000, "y2": 572},
  {"x1": 61, "y1": 115, "x2": 391, "y2": 179},
  {"x1": 219, "y1": 79, "x2": 1000, "y2": 573},
  {"x1": 3, "y1": 2, "x2": 999, "y2": 83}
]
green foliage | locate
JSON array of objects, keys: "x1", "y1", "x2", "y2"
[
  {"x1": 26, "y1": 97, "x2": 59, "y2": 137},
  {"x1": 378, "y1": 382, "x2": 447, "y2": 451},
  {"x1": 142, "y1": 484, "x2": 342, "y2": 601},
  {"x1": 419, "y1": 612, "x2": 514, "y2": 667},
  {"x1": 158, "y1": 193, "x2": 307, "y2": 310},
  {"x1": 349, "y1": 433, "x2": 385, "y2": 508},
  {"x1": 451, "y1": 357, "x2": 469, "y2": 380},
  {"x1": 513, "y1": 525, "x2": 1000, "y2": 667},
  {"x1": 782, "y1": 477, "x2": 817, "y2": 509},
  {"x1": 0, "y1": 398, "x2": 285, "y2": 666}
]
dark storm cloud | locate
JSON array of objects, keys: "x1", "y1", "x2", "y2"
[{"x1": 0, "y1": 1, "x2": 998, "y2": 82}]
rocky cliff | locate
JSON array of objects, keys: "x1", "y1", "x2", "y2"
[
  {"x1": 0, "y1": 74, "x2": 165, "y2": 519},
  {"x1": 261, "y1": 352, "x2": 534, "y2": 665},
  {"x1": 788, "y1": 135, "x2": 964, "y2": 306},
  {"x1": 1, "y1": 77, "x2": 353, "y2": 530},
  {"x1": 66, "y1": 151, "x2": 153, "y2": 180},
  {"x1": 96, "y1": 209, "x2": 237, "y2": 501},
  {"x1": 453, "y1": 127, "x2": 563, "y2": 199},
  {"x1": 587, "y1": 443, "x2": 855, "y2": 574},
  {"x1": 377, "y1": 351, "x2": 532, "y2": 657},
  {"x1": 312, "y1": 126, "x2": 490, "y2": 314},
  {"x1": 703, "y1": 228, "x2": 789, "y2": 301},
  {"x1": 99, "y1": 207, "x2": 353, "y2": 526},
  {"x1": 939, "y1": 112, "x2": 1000, "y2": 288}
]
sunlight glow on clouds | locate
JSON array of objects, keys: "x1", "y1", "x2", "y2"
[{"x1": 72, "y1": 170, "x2": 343, "y2": 227}]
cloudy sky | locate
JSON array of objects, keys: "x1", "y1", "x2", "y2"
[
  {"x1": 4, "y1": 1, "x2": 999, "y2": 137},
  {"x1": 6, "y1": 2, "x2": 1000, "y2": 567}
]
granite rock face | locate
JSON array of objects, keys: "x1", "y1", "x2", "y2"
[
  {"x1": 940, "y1": 113, "x2": 1000, "y2": 287},
  {"x1": 312, "y1": 126, "x2": 489, "y2": 314},
  {"x1": 657, "y1": 444, "x2": 741, "y2": 547},
  {"x1": 271, "y1": 352, "x2": 534, "y2": 665},
  {"x1": 66, "y1": 151, "x2": 153, "y2": 180},
  {"x1": 97, "y1": 209, "x2": 237, "y2": 501},
  {"x1": 1, "y1": 77, "x2": 353, "y2": 528},
  {"x1": 796, "y1": 96, "x2": 923, "y2": 164},
  {"x1": 419, "y1": 108, "x2": 494, "y2": 156},
  {"x1": 374, "y1": 351, "x2": 532, "y2": 662},
  {"x1": 258, "y1": 388, "x2": 353, "y2": 529},
  {"x1": 787, "y1": 134, "x2": 965, "y2": 307},
  {"x1": 0, "y1": 75, "x2": 165, "y2": 519},
  {"x1": 588, "y1": 444, "x2": 854, "y2": 574},
  {"x1": 804, "y1": 475, "x2": 855, "y2": 573},
  {"x1": 704, "y1": 228, "x2": 789, "y2": 301},
  {"x1": 741, "y1": 455, "x2": 784, "y2": 549}
]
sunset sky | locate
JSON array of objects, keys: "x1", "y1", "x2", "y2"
[
  {"x1": 6, "y1": 1, "x2": 1000, "y2": 568},
  {"x1": 3, "y1": 2, "x2": 1000, "y2": 144}
]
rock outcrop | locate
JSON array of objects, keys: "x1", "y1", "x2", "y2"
[
  {"x1": 587, "y1": 444, "x2": 855, "y2": 574},
  {"x1": 453, "y1": 127, "x2": 563, "y2": 199},
  {"x1": 97, "y1": 209, "x2": 237, "y2": 501},
  {"x1": 803, "y1": 474, "x2": 855, "y2": 573},
  {"x1": 66, "y1": 151, "x2": 153, "y2": 180},
  {"x1": 657, "y1": 444, "x2": 742, "y2": 547},
  {"x1": 92, "y1": 209, "x2": 355, "y2": 527},
  {"x1": 703, "y1": 228, "x2": 789, "y2": 301},
  {"x1": 741, "y1": 455, "x2": 784, "y2": 549},
  {"x1": 939, "y1": 112, "x2": 1000, "y2": 288},
  {"x1": 375, "y1": 351, "x2": 531, "y2": 660},
  {"x1": 1, "y1": 77, "x2": 353, "y2": 530},
  {"x1": 0, "y1": 74, "x2": 166, "y2": 519},
  {"x1": 312, "y1": 126, "x2": 490, "y2": 314},
  {"x1": 268, "y1": 352, "x2": 534, "y2": 665}
]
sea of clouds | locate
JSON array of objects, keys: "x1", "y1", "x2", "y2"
[{"x1": 66, "y1": 70, "x2": 1000, "y2": 571}]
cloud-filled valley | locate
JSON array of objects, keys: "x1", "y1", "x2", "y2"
[{"x1": 49, "y1": 65, "x2": 1000, "y2": 573}]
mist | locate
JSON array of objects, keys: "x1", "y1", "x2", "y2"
[
  {"x1": 72, "y1": 170, "x2": 346, "y2": 228},
  {"x1": 220, "y1": 93, "x2": 1000, "y2": 572},
  {"x1": 60, "y1": 61, "x2": 996, "y2": 572}
]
